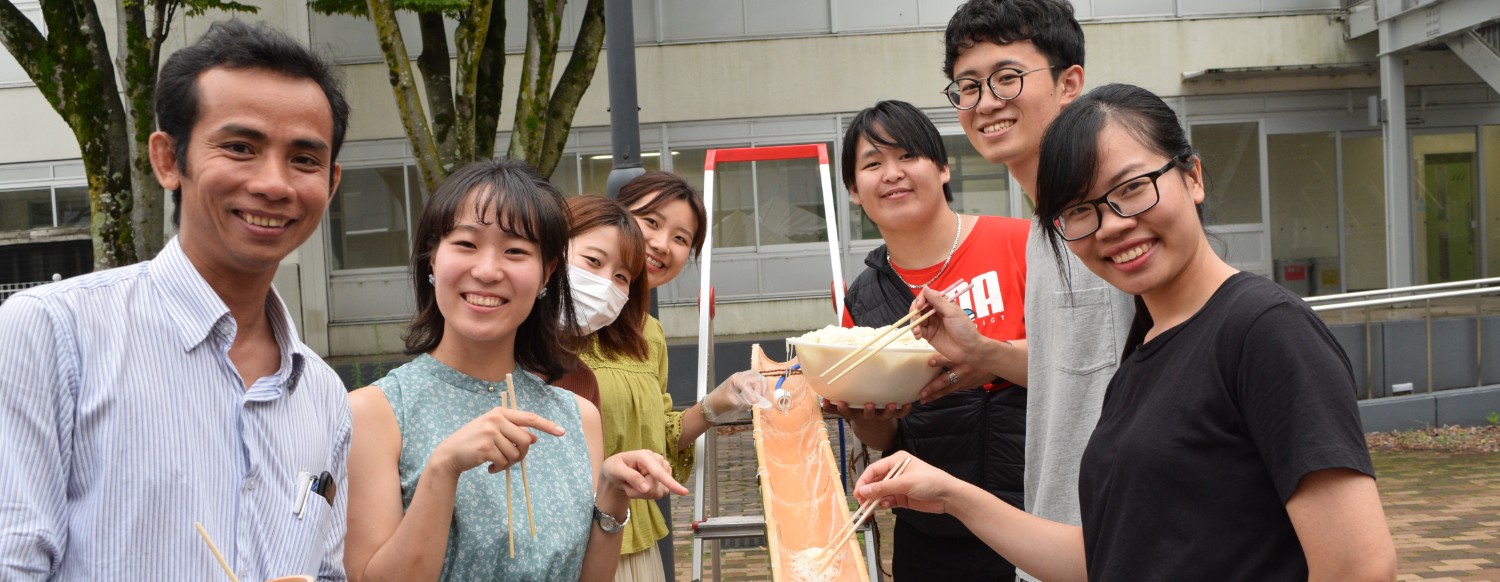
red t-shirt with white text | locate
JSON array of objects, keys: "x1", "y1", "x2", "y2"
[{"x1": 842, "y1": 214, "x2": 1029, "y2": 347}]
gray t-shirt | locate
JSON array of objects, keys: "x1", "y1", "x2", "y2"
[{"x1": 1018, "y1": 219, "x2": 1134, "y2": 581}]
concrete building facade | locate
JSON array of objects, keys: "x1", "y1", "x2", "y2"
[{"x1": 2, "y1": 0, "x2": 1498, "y2": 356}]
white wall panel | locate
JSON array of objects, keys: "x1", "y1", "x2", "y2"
[
  {"x1": 918, "y1": 0, "x2": 967, "y2": 27},
  {"x1": 1093, "y1": 0, "x2": 1173, "y2": 19},
  {"x1": 661, "y1": 0, "x2": 745, "y2": 41},
  {"x1": 747, "y1": 0, "x2": 829, "y2": 36},
  {"x1": 1179, "y1": 0, "x2": 1262, "y2": 15},
  {"x1": 835, "y1": 0, "x2": 918, "y2": 32}
]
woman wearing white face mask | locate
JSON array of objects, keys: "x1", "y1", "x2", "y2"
[{"x1": 551, "y1": 196, "x2": 652, "y2": 411}]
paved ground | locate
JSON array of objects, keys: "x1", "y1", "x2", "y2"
[
  {"x1": 1379, "y1": 451, "x2": 1500, "y2": 581},
  {"x1": 671, "y1": 426, "x2": 1500, "y2": 581}
]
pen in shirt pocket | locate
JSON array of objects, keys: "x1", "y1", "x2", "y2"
[{"x1": 294, "y1": 469, "x2": 314, "y2": 519}]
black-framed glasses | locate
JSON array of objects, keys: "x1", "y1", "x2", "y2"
[
  {"x1": 1051, "y1": 159, "x2": 1181, "y2": 241},
  {"x1": 941, "y1": 66, "x2": 1056, "y2": 110}
]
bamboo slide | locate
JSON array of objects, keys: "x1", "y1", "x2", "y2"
[{"x1": 750, "y1": 345, "x2": 871, "y2": 582}]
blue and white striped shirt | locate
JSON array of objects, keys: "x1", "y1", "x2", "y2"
[{"x1": 0, "y1": 237, "x2": 352, "y2": 581}]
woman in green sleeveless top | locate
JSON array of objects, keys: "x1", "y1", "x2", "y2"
[
  {"x1": 343, "y1": 159, "x2": 687, "y2": 582},
  {"x1": 588, "y1": 172, "x2": 773, "y2": 579}
]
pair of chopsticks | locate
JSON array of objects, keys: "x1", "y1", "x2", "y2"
[
  {"x1": 820, "y1": 279, "x2": 972, "y2": 384},
  {"x1": 504, "y1": 373, "x2": 537, "y2": 558},
  {"x1": 815, "y1": 455, "x2": 914, "y2": 574}
]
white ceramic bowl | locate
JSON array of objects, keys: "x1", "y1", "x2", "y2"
[{"x1": 788, "y1": 338, "x2": 941, "y2": 406}]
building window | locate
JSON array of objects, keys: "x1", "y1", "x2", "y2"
[
  {"x1": 55, "y1": 186, "x2": 89, "y2": 227},
  {"x1": 1341, "y1": 134, "x2": 1386, "y2": 291},
  {"x1": 328, "y1": 165, "x2": 419, "y2": 271},
  {"x1": 579, "y1": 151, "x2": 663, "y2": 196},
  {"x1": 946, "y1": 134, "x2": 1010, "y2": 221},
  {"x1": 1268, "y1": 132, "x2": 1339, "y2": 295},
  {"x1": 1192, "y1": 122, "x2": 1262, "y2": 225},
  {"x1": 678, "y1": 143, "x2": 833, "y2": 250},
  {"x1": 0, "y1": 184, "x2": 88, "y2": 232}
]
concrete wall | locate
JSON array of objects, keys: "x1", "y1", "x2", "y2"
[{"x1": 9, "y1": 12, "x2": 1478, "y2": 166}]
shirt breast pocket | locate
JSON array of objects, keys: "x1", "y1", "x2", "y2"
[
  {"x1": 1047, "y1": 286, "x2": 1124, "y2": 376},
  {"x1": 283, "y1": 489, "x2": 334, "y2": 577}
]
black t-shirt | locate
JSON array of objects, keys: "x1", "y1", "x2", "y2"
[{"x1": 1078, "y1": 272, "x2": 1374, "y2": 581}]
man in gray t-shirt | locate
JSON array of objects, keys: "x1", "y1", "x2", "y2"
[
  {"x1": 1021, "y1": 221, "x2": 1133, "y2": 530},
  {"x1": 914, "y1": 3, "x2": 1134, "y2": 579}
]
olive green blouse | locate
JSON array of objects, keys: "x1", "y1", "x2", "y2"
[{"x1": 581, "y1": 314, "x2": 695, "y2": 555}]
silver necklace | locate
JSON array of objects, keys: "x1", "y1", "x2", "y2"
[{"x1": 887, "y1": 211, "x2": 963, "y2": 289}]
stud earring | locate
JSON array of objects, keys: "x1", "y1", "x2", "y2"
[
  {"x1": 539, "y1": 287, "x2": 547, "y2": 298},
  {"x1": 428, "y1": 274, "x2": 435, "y2": 285}
]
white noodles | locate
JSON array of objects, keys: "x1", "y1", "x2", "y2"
[{"x1": 793, "y1": 324, "x2": 932, "y2": 350}]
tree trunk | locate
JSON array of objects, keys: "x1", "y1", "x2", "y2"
[
  {"x1": 507, "y1": 0, "x2": 564, "y2": 167},
  {"x1": 473, "y1": 0, "x2": 505, "y2": 161},
  {"x1": 74, "y1": 0, "x2": 137, "y2": 268},
  {"x1": 534, "y1": 0, "x2": 603, "y2": 177},
  {"x1": 367, "y1": 0, "x2": 446, "y2": 193},
  {"x1": 121, "y1": 0, "x2": 169, "y2": 259},
  {"x1": 451, "y1": 0, "x2": 491, "y2": 164},
  {"x1": 415, "y1": 10, "x2": 456, "y2": 166}
]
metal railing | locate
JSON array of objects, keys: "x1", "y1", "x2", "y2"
[
  {"x1": 0, "y1": 280, "x2": 51, "y2": 303},
  {"x1": 1305, "y1": 277, "x2": 1500, "y2": 400}
]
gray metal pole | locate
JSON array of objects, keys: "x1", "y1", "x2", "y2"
[
  {"x1": 604, "y1": 0, "x2": 645, "y2": 200},
  {"x1": 601, "y1": 3, "x2": 671, "y2": 579}
]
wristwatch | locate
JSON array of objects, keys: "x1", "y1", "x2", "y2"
[{"x1": 593, "y1": 505, "x2": 630, "y2": 533}]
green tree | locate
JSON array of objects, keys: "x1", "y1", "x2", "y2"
[
  {"x1": 0, "y1": 0, "x2": 253, "y2": 268},
  {"x1": 309, "y1": 0, "x2": 604, "y2": 193}
]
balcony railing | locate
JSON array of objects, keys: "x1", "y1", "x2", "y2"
[
  {"x1": 1306, "y1": 277, "x2": 1500, "y2": 399},
  {"x1": 0, "y1": 280, "x2": 52, "y2": 303}
]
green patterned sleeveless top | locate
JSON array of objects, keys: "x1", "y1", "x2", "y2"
[{"x1": 375, "y1": 354, "x2": 593, "y2": 581}]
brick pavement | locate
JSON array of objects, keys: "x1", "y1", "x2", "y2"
[
  {"x1": 1379, "y1": 451, "x2": 1500, "y2": 581},
  {"x1": 672, "y1": 427, "x2": 1500, "y2": 581}
]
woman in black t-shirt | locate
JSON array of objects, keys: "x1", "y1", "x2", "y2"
[{"x1": 862, "y1": 84, "x2": 1396, "y2": 581}]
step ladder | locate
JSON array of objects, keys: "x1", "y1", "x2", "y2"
[{"x1": 689, "y1": 144, "x2": 879, "y2": 581}]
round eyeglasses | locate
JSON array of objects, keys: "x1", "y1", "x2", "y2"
[
  {"x1": 941, "y1": 66, "x2": 1056, "y2": 110},
  {"x1": 1051, "y1": 159, "x2": 1181, "y2": 241}
]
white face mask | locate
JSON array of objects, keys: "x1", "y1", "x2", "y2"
[{"x1": 566, "y1": 263, "x2": 630, "y2": 334}]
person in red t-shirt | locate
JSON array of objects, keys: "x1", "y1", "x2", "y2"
[{"x1": 825, "y1": 99, "x2": 1029, "y2": 581}]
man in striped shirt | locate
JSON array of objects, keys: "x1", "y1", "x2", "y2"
[{"x1": 0, "y1": 21, "x2": 353, "y2": 581}]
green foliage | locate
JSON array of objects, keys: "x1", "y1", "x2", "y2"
[
  {"x1": 181, "y1": 0, "x2": 258, "y2": 17},
  {"x1": 307, "y1": 0, "x2": 463, "y2": 19},
  {"x1": 1488, "y1": 411, "x2": 1498, "y2": 427}
]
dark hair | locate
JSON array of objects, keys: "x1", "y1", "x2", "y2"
[
  {"x1": 404, "y1": 158, "x2": 576, "y2": 380},
  {"x1": 566, "y1": 195, "x2": 650, "y2": 361},
  {"x1": 943, "y1": 0, "x2": 1085, "y2": 81},
  {"x1": 840, "y1": 100, "x2": 953, "y2": 203},
  {"x1": 156, "y1": 20, "x2": 350, "y2": 226},
  {"x1": 1035, "y1": 84, "x2": 1194, "y2": 357},
  {"x1": 615, "y1": 171, "x2": 707, "y2": 258}
]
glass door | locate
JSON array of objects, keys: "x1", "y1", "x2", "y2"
[{"x1": 1412, "y1": 131, "x2": 1479, "y2": 283}]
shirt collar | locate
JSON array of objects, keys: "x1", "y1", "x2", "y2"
[
  {"x1": 150, "y1": 237, "x2": 233, "y2": 353},
  {"x1": 150, "y1": 237, "x2": 309, "y2": 395}
]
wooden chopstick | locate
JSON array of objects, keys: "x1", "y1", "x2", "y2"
[
  {"x1": 818, "y1": 311, "x2": 920, "y2": 378},
  {"x1": 825, "y1": 308, "x2": 942, "y2": 385},
  {"x1": 193, "y1": 521, "x2": 241, "y2": 582},
  {"x1": 821, "y1": 281, "x2": 971, "y2": 382},
  {"x1": 504, "y1": 390, "x2": 515, "y2": 559},
  {"x1": 816, "y1": 456, "x2": 913, "y2": 574},
  {"x1": 506, "y1": 373, "x2": 536, "y2": 539},
  {"x1": 819, "y1": 280, "x2": 969, "y2": 379}
]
